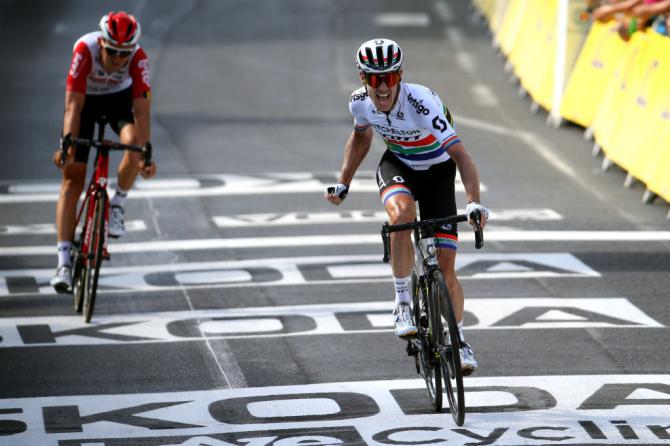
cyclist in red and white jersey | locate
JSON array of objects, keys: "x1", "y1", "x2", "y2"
[
  {"x1": 326, "y1": 38, "x2": 489, "y2": 374},
  {"x1": 50, "y1": 11, "x2": 157, "y2": 292}
]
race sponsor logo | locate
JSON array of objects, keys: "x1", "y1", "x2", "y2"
[
  {"x1": 432, "y1": 115, "x2": 448, "y2": 132},
  {"x1": 372, "y1": 124, "x2": 423, "y2": 139},
  {"x1": 350, "y1": 91, "x2": 368, "y2": 102},
  {"x1": 138, "y1": 58, "x2": 150, "y2": 88},
  {"x1": 2, "y1": 376, "x2": 669, "y2": 444},
  {"x1": 69, "y1": 53, "x2": 84, "y2": 78},
  {"x1": 0, "y1": 298, "x2": 660, "y2": 347},
  {"x1": 407, "y1": 92, "x2": 431, "y2": 115},
  {"x1": 0, "y1": 253, "x2": 598, "y2": 296}
]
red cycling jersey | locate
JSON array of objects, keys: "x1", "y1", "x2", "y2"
[{"x1": 66, "y1": 31, "x2": 151, "y2": 99}]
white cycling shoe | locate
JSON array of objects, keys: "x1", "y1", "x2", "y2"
[
  {"x1": 108, "y1": 205, "x2": 125, "y2": 238},
  {"x1": 393, "y1": 303, "x2": 418, "y2": 338},
  {"x1": 50, "y1": 265, "x2": 72, "y2": 293},
  {"x1": 460, "y1": 342, "x2": 478, "y2": 376}
]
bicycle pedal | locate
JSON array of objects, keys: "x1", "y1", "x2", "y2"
[{"x1": 406, "y1": 341, "x2": 418, "y2": 356}]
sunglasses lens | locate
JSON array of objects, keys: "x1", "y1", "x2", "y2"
[
  {"x1": 365, "y1": 72, "x2": 400, "y2": 88},
  {"x1": 105, "y1": 47, "x2": 132, "y2": 57}
]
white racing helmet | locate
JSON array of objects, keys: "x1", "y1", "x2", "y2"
[{"x1": 356, "y1": 38, "x2": 403, "y2": 73}]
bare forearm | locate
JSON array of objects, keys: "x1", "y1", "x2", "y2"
[
  {"x1": 62, "y1": 93, "x2": 84, "y2": 137},
  {"x1": 449, "y1": 143, "x2": 481, "y2": 203},
  {"x1": 339, "y1": 129, "x2": 372, "y2": 185},
  {"x1": 133, "y1": 98, "x2": 151, "y2": 145},
  {"x1": 459, "y1": 160, "x2": 481, "y2": 203}
]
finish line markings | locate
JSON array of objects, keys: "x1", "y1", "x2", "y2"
[
  {"x1": 0, "y1": 171, "x2": 483, "y2": 203},
  {"x1": 2, "y1": 230, "x2": 670, "y2": 256}
]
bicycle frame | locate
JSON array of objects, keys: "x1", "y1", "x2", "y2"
[
  {"x1": 73, "y1": 124, "x2": 111, "y2": 265},
  {"x1": 381, "y1": 213, "x2": 482, "y2": 424}
]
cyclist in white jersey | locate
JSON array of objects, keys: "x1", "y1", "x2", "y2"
[{"x1": 326, "y1": 38, "x2": 489, "y2": 375}]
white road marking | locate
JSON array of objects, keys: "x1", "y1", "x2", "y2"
[
  {"x1": 0, "y1": 172, "x2": 480, "y2": 203},
  {"x1": 1, "y1": 230, "x2": 668, "y2": 256},
  {"x1": 445, "y1": 26, "x2": 465, "y2": 47},
  {"x1": 4, "y1": 375, "x2": 670, "y2": 445},
  {"x1": 0, "y1": 220, "x2": 147, "y2": 236},
  {"x1": 471, "y1": 84, "x2": 499, "y2": 106},
  {"x1": 0, "y1": 298, "x2": 659, "y2": 347},
  {"x1": 373, "y1": 13, "x2": 430, "y2": 27},
  {"x1": 212, "y1": 208, "x2": 562, "y2": 228},
  {"x1": 0, "y1": 252, "x2": 599, "y2": 297},
  {"x1": 457, "y1": 51, "x2": 476, "y2": 73},
  {"x1": 434, "y1": 1, "x2": 453, "y2": 21}
]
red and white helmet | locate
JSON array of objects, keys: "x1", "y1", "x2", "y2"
[
  {"x1": 99, "y1": 11, "x2": 141, "y2": 47},
  {"x1": 356, "y1": 38, "x2": 403, "y2": 74}
]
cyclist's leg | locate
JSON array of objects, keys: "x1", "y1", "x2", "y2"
[
  {"x1": 52, "y1": 101, "x2": 96, "y2": 290},
  {"x1": 378, "y1": 151, "x2": 418, "y2": 337},
  {"x1": 417, "y1": 158, "x2": 460, "y2": 317},
  {"x1": 111, "y1": 88, "x2": 142, "y2": 192},
  {"x1": 436, "y1": 249, "x2": 463, "y2": 322},
  {"x1": 108, "y1": 89, "x2": 139, "y2": 237},
  {"x1": 378, "y1": 151, "x2": 417, "y2": 279},
  {"x1": 56, "y1": 162, "x2": 87, "y2": 244},
  {"x1": 116, "y1": 124, "x2": 143, "y2": 189}
]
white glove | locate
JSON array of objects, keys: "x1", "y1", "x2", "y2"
[
  {"x1": 465, "y1": 202, "x2": 489, "y2": 223},
  {"x1": 327, "y1": 183, "x2": 349, "y2": 200}
]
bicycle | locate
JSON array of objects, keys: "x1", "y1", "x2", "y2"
[
  {"x1": 381, "y1": 212, "x2": 483, "y2": 426},
  {"x1": 60, "y1": 118, "x2": 152, "y2": 323}
]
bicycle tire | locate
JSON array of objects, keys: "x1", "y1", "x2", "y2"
[
  {"x1": 430, "y1": 269, "x2": 465, "y2": 425},
  {"x1": 71, "y1": 241, "x2": 84, "y2": 312},
  {"x1": 82, "y1": 190, "x2": 106, "y2": 323},
  {"x1": 426, "y1": 270, "x2": 445, "y2": 412},
  {"x1": 412, "y1": 270, "x2": 441, "y2": 409}
]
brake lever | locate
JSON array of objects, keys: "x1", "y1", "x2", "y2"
[
  {"x1": 381, "y1": 223, "x2": 391, "y2": 263},
  {"x1": 472, "y1": 210, "x2": 484, "y2": 249},
  {"x1": 143, "y1": 142, "x2": 153, "y2": 168}
]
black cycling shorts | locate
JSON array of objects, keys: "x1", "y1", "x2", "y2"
[
  {"x1": 376, "y1": 150, "x2": 459, "y2": 250},
  {"x1": 74, "y1": 87, "x2": 134, "y2": 163}
]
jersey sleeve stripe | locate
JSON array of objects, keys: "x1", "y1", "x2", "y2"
[{"x1": 441, "y1": 134, "x2": 461, "y2": 149}]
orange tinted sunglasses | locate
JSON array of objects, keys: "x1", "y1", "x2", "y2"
[{"x1": 362, "y1": 71, "x2": 401, "y2": 88}]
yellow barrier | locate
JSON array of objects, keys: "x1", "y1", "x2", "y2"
[
  {"x1": 591, "y1": 30, "x2": 648, "y2": 156},
  {"x1": 560, "y1": 21, "x2": 626, "y2": 127},
  {"x1": 477, "y1": 0, "x2": 670, "y2": 205},
  {"x1": 497, "y1": 1, "x2": 589, "y2": 111},
  {"x1": 631, "y1": 35, "x2": 670, "y2": 202},
  {"x1": 496, "y1": 0, "x2": 528, "y2": 57},
  {"x1": 572, "y1": 27, "x2": 670, "y2": 204}
]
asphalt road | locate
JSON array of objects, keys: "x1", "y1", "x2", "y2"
[{"x1": 1, "y1": 1, "x2": 670, "y2": 445}]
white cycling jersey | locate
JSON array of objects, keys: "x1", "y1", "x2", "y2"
[{"x1": 349, "y1": 82, "x2": 460, "y2": 170}]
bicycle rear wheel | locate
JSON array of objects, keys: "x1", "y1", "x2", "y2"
[
  {"x1": 71, "y1": 241, "x2": 84, "y2": 312},
  {"x1": 82, "y1": 190, "x2": 107, "y2": 323},
  {"x1": 430, "y1": 269, "x2": 465, "y2": 425}
]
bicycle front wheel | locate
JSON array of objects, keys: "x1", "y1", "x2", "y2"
[
  {"x1": 82, "y1": 190, "x2": 107, "y2": 323},
  {"x1": 430, "y1": 269, "x2": 465, "y2": 426},
  {"x1": 412, "y1": 270, "x2": 442, "y2": 411}
]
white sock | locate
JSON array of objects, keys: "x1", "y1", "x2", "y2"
[
  {"x1": 458, "y1": 321, "x2": 465, "y2": 342},
  {"x1": 57, "y1": 241, "x2": 72, "y2": 268},
  {"x1": 393, "y1": 275, "x2": 412, "y2": 306},
  {"x1": 111, "y1": 187, "x2": 129, "y2": 208}
]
